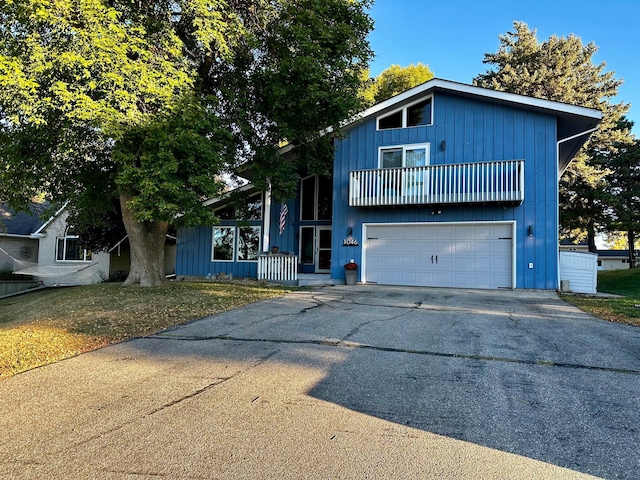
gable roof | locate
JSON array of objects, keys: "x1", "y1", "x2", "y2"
[
  {"x1": 346, "y1": 78, "x2": 602, "y2": 172},
  {"x1": 0, "y1": 203, "x2": 49, "y2": 236}
]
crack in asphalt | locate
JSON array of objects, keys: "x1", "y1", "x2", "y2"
[
  {"x1": 146, "y1": 333, "x2": 640, "y2": 376},
  {"x1": 342, "y1": 308, "x2": 415, "y2": 341},
  {"x1": 63, "y1": 349, "x2": 279, "y2": 454}
]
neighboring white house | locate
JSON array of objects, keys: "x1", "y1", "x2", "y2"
[
  {"x1": 597, "y1": 250, "x2": 633, "y2": 270},
  {"x1": 559, "y1": 240, "x2": 632, "y2": 271},
  {"x1": 30, "y1": 206, "x2": 111, "y2": 286},
  {"x1": 3, "y1": 203, "x2": 177, "y2": 286}
]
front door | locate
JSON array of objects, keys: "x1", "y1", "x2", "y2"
[
  {"x1": 300, "y1": 226, "x2": 332, "y2": 273},
  {"x1": 316, "y1": 226, "x2": 332, "y2": 273}
]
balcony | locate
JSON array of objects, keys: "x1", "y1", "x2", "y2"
[{"x1": 349, "y1": 160, "x2": 524, "y2": 207}]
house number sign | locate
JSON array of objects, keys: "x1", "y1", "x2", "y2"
[{"x1": 343, "y1": 235, "x2": 358, "y2": 246}]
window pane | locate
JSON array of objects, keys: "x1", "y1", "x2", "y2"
[
  {"x1": 405, "y1": 147, "x2": 427, "y2": 167},
  {"x1": 238, "y1": 227, "x2": 260, "y2": 261},
  {"x1": 246, "y1": 194, "x2": 263, "y2": 220},
  {"x1": 381, "y1": 148, "x2": 403, "y2": 168},
  {"x1": 317, "y1": 176, "x2": 333, "y2": 220},
  {"x1": 378, "y1": 110, "x2": 403, "y2": 130},
  {"x1": 300, "y1": 227, "x2": 314, "y2": 264},
  {"x1": 301, "y1": 176, "x2": 316, "y2": 221},
  {"x1": 57, "y1": 238, "x2": 65, "y2": 260},
  {"x1": 215, "y1": 205, "x2": 235, "y2": 220},
  {"x1": 407, "y1": 98, "x2": 432, "y2": 126},
  {"x1": 63, "y1": 237, "x2": 84, "y2": 260},
  {"x1": 212, "y1": 227, "x2": 235, "y2": 261}
]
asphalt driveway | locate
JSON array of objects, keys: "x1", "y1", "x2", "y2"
[{"x1": 1, "y1": 286, "x2": 639, "y2": 479}]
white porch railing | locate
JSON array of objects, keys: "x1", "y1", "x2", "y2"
[
  {"x1": 349, "y1": 160, "x2": 525, "y2": 207},
  {"x1": 257, "y1": 254, "x2": 298, "y2": 283}
]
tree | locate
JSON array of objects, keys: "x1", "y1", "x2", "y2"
[
  {"x1": 474, "y1": 21, "x2": 631, "y2": 251},
  {"x1": 0, "y1": 0, "x2": 373, "y2": 286},
  {"x1": 363, "y1": 63, "x2": 434, "y2": 105},
  {"x1": 600, "y1": 119, "x2": 640, "y2": 266}
]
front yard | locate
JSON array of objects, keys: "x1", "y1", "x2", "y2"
[
  {"x1": 0, "y1": 281, "x2": 289, "y2": 379},
  {"x1": 2, "y1": 270, "x2": 639, "y2": 380}
]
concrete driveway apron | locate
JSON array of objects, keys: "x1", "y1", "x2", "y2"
[{"x1": 1, "y1": 286, "x2": 639, "y2": 479}]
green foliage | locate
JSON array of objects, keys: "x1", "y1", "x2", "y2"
[
  {"x1": 474, "y1": 22, "x2": 631, "y2": 249},
  {"x1": 363, "y1": 63, "x2": 435, "y2": 105},
  {"x1": 203, "y1": 0, "x2": 374, "y2": 200},
  {"x1": 0, "y1": 0, "x2": 374, "y2": 282},
  {"x1": 596, "y1": 119, "x2": 640, "y2": 263}
]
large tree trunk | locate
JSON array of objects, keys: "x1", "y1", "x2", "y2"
[
  {"x1": 119, "y1": 195, "x2": 168, "y2": 286},
  {"x1": 628, "y1": 230, "x2": 636, "y2": 269},
  {"x1": 586, "y1": 221, "x2": 597, "y2": 253}
]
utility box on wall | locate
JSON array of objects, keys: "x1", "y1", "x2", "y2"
[{"x1": 559, "y1": 251, "x2": 598, "y2": 294}]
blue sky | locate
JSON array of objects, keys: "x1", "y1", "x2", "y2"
[{"x1": 366, "y1": 0, "x2": 639, "y2": 135}]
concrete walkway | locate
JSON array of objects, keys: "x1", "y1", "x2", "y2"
[{"x1": 1, "y1": 286, "x2": 639, "y2": 479}]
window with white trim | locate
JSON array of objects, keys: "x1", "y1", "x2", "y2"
[
  {"x1": 56, "y1": 227, "x2": 92, "y2": 262},
  {"x1": 211, "y1": 226, "x2": 261, "y2": 262},
  {"x1": 300, "y1": 175, "x2": 332, "y2": 221},
  {"x1": 377, "y1": 96, "x2": 433, "y2": 130},
  {"x1": 212, "y1": 226, "x2": 235, "y2": 261},
  {"x1": 379, "y1": 143, "x2": 430, "y2": 168},
  {"x1": 237, "y1": 226, "x2": 261, "y2": 261}
]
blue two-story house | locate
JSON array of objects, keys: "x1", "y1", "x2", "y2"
[{"x1": 176, "y1": 78, "x2": 601, "y2": 290}]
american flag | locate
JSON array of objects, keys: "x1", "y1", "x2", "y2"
[{"x1": 279, "y1": 202, "x2": 288, "y2": 235}]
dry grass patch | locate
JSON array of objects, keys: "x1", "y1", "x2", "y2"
[
  {"x1": 561, "y1": 268, "x2": 640, "y2": 328},
  {"x1": 0, "y1": 281, "x2": 288, "y2": 378}
]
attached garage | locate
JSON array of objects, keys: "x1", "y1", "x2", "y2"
[{"x1": 363, "y1": 222, "x2": 514, "y2": 289}]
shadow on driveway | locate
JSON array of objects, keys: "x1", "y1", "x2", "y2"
[{"x1": 1, "y1": 286, "x2": 638, "y2": 479}]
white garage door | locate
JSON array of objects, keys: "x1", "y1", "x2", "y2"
[{"x1": 364, "y1": 223, "x2": 513, "y2": 289}]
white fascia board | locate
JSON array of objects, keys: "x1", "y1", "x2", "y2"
[
  {"x1": 202, "y1": 183, "x2": 257, "y2": 207},
  {"x1": 344, "y1": 78, "x2": 602, "y2": 130},
  {"x1": 32, "y1": 201, "x2": 69, "y2": 235},
  {"x1": 0, "y1": 233, "x2": 34, "y2": 239}
]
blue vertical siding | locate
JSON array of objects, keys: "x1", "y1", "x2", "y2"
[
  {"x1": 177, "y1": 90, "x2": 562, "y2": 289},
  {"x1": 333, "y1": 92, "x2": 559, "y2": 289}
]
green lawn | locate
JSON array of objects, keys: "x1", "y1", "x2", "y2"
[
  {"x1": 562, "y1": 269, "x2": 640, "y2": 327},
  {"x1": 0, "y1": 281, "x2": 289, "y2": 379}
]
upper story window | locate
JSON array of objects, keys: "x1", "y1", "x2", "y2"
[
  {"x1": 377, "y1": 96, "x2": 433, "y2": 130},
  {"x1": 215, "y1": 192, "x2": 263, "y2": 221},
  {"x1": 379, "y1": 143, "x2": 430, "y2": 169},
  {"x1": 56, "y1": 227, "x2": 92, "y2": 262},
  {"x1": 300, "y1": 175, "x2": 332, "y2": 221}
]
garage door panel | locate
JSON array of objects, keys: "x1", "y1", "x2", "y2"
[
  {"x1": 398, "y1": 226, "x2": 419, "y2": 239},
  {"x1": 383, "y1": 257, "x2": 400, "y2": 268},
  {"x1": 453, "y1": 273, "x2": 475, "y2": 287},
  {"x1": 399, "y1": 240, "x2": 417, "y2": 253},
  {"x1": 365, "y1": 223, "x2": 513, "y2": 289},
  {"x1": 454, "y1": 241, "x2": 472, "y2": 253},
  {"x1": 399, "y1": 256, "x2": 418, "y2": 269},
  {"x1": 435, "y1": 226, "x2": 454, "y2": 239},
  {"x1": 417, "y1": 241, "x2": 433, "y2": 253},
  {"x1": 454, "y1": 257, "x2": 472, "y2": 269}
]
